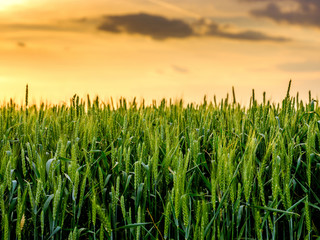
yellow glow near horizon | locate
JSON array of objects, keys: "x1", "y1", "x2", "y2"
[{"x1": 0, "y1": 0, "x2": 27, "y2": 10}]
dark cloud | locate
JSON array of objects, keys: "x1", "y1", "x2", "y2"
[
  {"x1": 98, "y1": 13, "x2": 193, "y2": 40},
  {"x1": 249, "y1": 0, "x2": 320, "y2": 27},
  {"x1": 97, "y1": 13, "x2": 290, "y2": 42}
]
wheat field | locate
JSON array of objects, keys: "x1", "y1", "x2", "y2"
[{"x1": 0, "y1": 83, "x2": 319, "y2": 239}]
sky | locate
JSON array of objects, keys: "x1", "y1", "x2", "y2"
[{"x1": 1, "y1": 0, "x2": 320, "y2": 105}]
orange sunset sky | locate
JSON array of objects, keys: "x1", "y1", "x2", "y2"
[{"x1": 1, "y1": 0, "x2": 320, "y2": 105}]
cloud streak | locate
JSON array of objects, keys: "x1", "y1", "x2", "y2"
[{"x1": 97, "y1": 13, "x2": 290, "y2": 42}]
